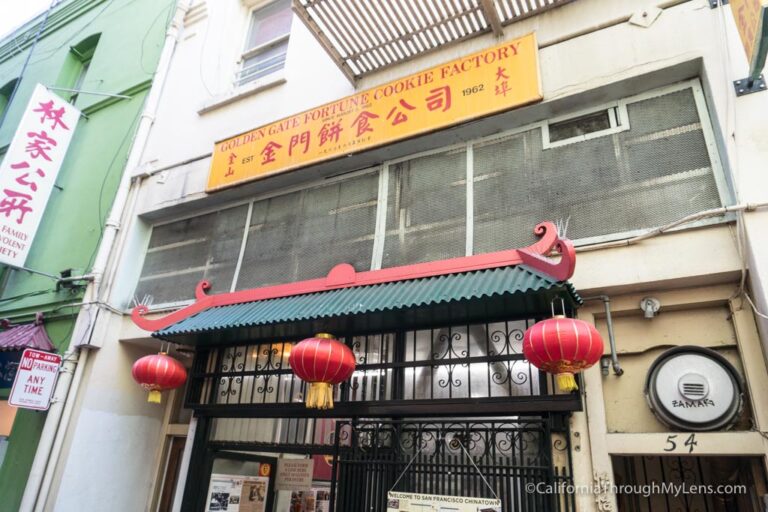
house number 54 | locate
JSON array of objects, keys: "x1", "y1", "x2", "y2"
[{"x1": 664, "y1": 434, "x2": 697, "y2": 453}]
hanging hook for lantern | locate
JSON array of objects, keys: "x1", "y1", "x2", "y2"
[{"x1": 550, "y1": 297, "x2": 567, "y2": 318}]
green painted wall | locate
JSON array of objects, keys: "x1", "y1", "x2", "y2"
[{"x1": 0, "y1": 0, "x2": 175, "y2": 509}]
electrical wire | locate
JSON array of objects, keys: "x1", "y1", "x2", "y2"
[
  {"x1": 84, "y1": 98, "x2": 146, "y2": 273},
  {"x1": 139, "y1": 1, "x2": 175, "y2": 75},
  {"x1": 711, "y1": 1, "x2": 768, "y2": 321},
  {"x1": 198, "y1": 0, "x2": 215, "y2": 95},
  {"x1": 743, "y1": 292, "x2": 768, "y2": 321},
  {"x1": 83, "y1": 1, "x2": 177, "y2": 272},
  {"x1": 25, "y1": 0, "x2": 115, "y2": 65},
  {"x1": 0, "y1": 288, "x2": 57, "y2": 306}
]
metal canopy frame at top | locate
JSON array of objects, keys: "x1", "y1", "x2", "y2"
[{"x1": 292, "y1": 0, "x2": 577, "y2": 83}]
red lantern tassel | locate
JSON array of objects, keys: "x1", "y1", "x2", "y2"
[
  {"x1": 148, "y1": 390, "x2": 162, "y2": 403},
  {"x1": 556, "y1": 372, "x2": 578, "y2": 392},
  {"x1": 306, "y1": 382, "x2": 334, "y2": 409}
]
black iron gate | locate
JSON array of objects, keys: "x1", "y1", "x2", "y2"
[{"x1": 332, "y1": 417, "x2": 574, "y2": 512}]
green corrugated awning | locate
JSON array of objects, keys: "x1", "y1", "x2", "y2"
[{"x1": 154, "y1": 266, "x2": 580, "y2": 346}]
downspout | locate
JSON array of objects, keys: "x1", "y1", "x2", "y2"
[
  {"x1": 581, "y1": 295, "x2": 624, "y2": 376},
  {"x1": 30, "y1": 348, "x2": 89, "y2": 512},
  {"x1": 18, "y1": 2, "x2": 191, "y2": 510},
  {"x1": 91, "y1": 0, "x2": 190, "y2": 297},
  {"x1": 16, "y1": 347, "x2": 84, "y2": 512}
]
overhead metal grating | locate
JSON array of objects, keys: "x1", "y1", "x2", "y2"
[{"x1": 292, "y1": 0, "x2": 576, "y2": 81}]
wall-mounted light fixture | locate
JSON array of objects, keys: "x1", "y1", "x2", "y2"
[{"x1": 640, "y1": 296, "x2": 661, "y2": 319}]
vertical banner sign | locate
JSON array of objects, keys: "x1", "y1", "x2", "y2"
[
  {"x1": 208, "y1": 32, "x2": 541, "y2": 191},
  {"x1": 0, "y1": 84, "x2": 80, "y2": 267},
  {"x1": 8, "y1": 348, "x2": 62, "y2": 410},
  {"x1": 731, "y1": 0, "x2": 768, "y2": 79}
]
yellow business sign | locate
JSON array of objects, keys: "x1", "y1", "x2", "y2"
[
  {"x1": 207, "y1": 33, "x2": 542, "y2": 191},
  {"x1": 731, "y1": 0, "x2": 768, "y2": 78}
]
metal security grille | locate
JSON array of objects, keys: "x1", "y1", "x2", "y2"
[
  {"x1": 135, "y1": 82, "x2": 727, "y2": 307},
  {"x1": 237, "y1": 171, "x2": 378, "y2": 289},
  {"x1": 135, "y1": 205, "x2": 249, "y2": 304},
  {"x1": 383, "y1": 147, "x2": 467, "y2": 267},
  {"x1": 135, "y1": 171, "x2": 378, "y2": 304},
  {"x1": 613, "y1": 456, "x2": 768, "y2": 511},
  {"x1": 185, "y1": 318, "x2": 569, "y2": 416},
  {"x1": 473, "y1": 87, "x2": 723, "y2": 252},
  {"x1": 333, "y1": 418, "x2": 574, "y2": 512}
]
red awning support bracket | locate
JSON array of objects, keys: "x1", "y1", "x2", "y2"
[{"x1": 132, "y1": 221, "x2": 575, "y2": 332}]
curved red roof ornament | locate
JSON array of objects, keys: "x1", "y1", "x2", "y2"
[{"x1": 132, "y1": 221, "x2": 575, "y2": 332}]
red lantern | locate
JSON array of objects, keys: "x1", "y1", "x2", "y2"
[
  {"x1": 523, "y1": 316, "x2": 604, "y2": 392},
  {"x1": 131, "y1": 352, "x2": 187, "y2": 404},
  {"x1": 289, "y1": 333, "x2": 356, "y2": 409}
]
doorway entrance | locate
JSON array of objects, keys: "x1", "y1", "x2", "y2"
[
  {"x1": 182, "y1": 317, "x2": 579, "y2": 511},
  {"x1": 334, "y1": 418, "x2": 573, "y2": 512}
]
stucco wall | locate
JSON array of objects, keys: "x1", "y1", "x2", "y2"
[
  {"x1": 597, "y1": 305, "x2": 749, "y2": 433},
  {"x1": 46, "y1": 316, "x2": 169, "y2": 512}
]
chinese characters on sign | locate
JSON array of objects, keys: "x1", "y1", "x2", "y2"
[
  {"x1": 8, "y1": 348, "x2": 62, "y2": 411},
  {"x1": 208, "y1": 33, "x2": 541, "y2": 191},
  {"x1": 0, "y1": 84, "x2": 80, "y2": 267}
]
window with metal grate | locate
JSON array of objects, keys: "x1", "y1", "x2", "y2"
[
  {"x1": 135, "y1": 205, "x2": 249, "y2": 305},
  {"x1": 382, "y1": 147, "x2": 467, "y2": 267},
  {"x1": 474, "y1": 87, "x2": 723, "y2": 253},
  {"x1": 236, "y1": 171, "x2": 378, "y2": 289},
  {"x1": 134, "y1": 82, "x2": 727, "y2": 307}
]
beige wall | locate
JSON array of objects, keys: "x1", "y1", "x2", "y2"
[{"x1": 584, "y1": 286, "x2": 763, "y2": 436}]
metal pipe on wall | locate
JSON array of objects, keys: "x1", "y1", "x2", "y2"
[
  {"x1": 19, "y1": 1, "x2": 193, "y2": 509},
  {"x1": 581, "y1": 295, "x2": 624, "y2": 376},
  {"x1": 33, "y1": 347, "x2": 90, "y2": 512},
  {"x1": 17, "y1": 347, "x2": 87, "y2": 512}
]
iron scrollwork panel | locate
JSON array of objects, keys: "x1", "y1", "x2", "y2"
[
  {"x1": 189, "y1": 318, "x2": 553, "y2": 408},
  {"x1": 335, "y1": 418, "x2": 573, "y2": 512}
]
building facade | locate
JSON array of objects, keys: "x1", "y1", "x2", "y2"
[
  {"x1": 0, "y1": 0, "x2": 176, "y2": 510},
  {"x1": 23, "y1": 0, "x2": 768, "y2": 511}
]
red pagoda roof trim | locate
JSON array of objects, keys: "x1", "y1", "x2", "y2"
[{"x1": 131, "y1": 221, "x2": 575, "y2": 332}]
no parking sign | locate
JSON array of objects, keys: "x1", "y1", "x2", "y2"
[{"x1": 8, "y1": 348, "x2": 61, "y2": 410}]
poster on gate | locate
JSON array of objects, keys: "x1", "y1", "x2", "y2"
[
  {"x1": 387, "y1": 491, "x2": 501, "y2": 512},
  {"x1": 288, "y1": 487, "x2": 330, "y2": 512},
  {"x1": 205, "y1": 473, "x2": 269, "y2": 512}
]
